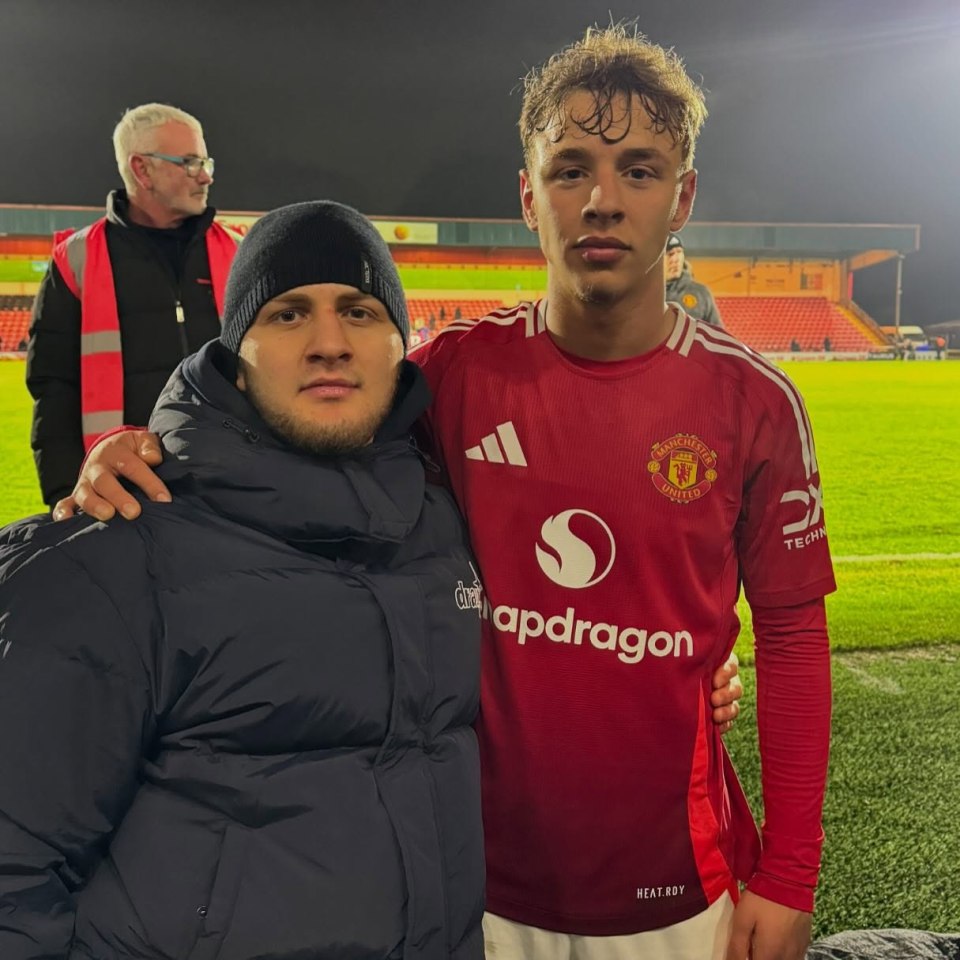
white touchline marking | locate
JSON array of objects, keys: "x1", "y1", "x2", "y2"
[
  {"x1": 836, "y1": 661, "x2": 905, "y2": 695},
  {"x1": 832, "y1": 552, "x2": 960, "y2": 563}
]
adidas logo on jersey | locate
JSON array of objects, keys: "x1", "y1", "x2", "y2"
[{"x1": 464, "y1": 421, "x2": 527, "y2": 467}]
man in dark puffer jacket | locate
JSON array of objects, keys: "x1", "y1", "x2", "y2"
[{"x1": 0, "y1": 202, "x2": 484, "y2": 959}]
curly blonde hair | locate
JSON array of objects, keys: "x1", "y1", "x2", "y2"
[{"x1": 519, "y1": 23, "x2": 707, "y2": 171}]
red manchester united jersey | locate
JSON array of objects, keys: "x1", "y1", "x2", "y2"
[{"x1": 412, "y1": 302, "x2": 835, "y2": 935}]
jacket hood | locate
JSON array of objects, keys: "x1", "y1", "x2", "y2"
[{"x1": 148, "y1": 340, "x2": 432, "y2": 552}]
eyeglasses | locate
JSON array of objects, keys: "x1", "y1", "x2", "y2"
[{"x1": 141, "y1": 152, "x2": 215, "y2": 178}]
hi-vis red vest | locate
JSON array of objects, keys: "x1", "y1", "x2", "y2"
[{"x1": 51, "y1": 219, "x2": 239, "y2": 449}]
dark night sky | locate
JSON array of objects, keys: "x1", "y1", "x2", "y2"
[{"x1": 1, "y1": 0, "x2": 958, "y2": 326}]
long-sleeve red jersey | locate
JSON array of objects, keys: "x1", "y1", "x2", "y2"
[{"x1": 411, "y1": 301, "x2": 834, "y2": 935}]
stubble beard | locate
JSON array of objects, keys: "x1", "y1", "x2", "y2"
[
  {"x1": 245, "y1": 373, "x2": 400, "y2": 457},
  {"x1": 573, "y1": 268, "x2": 622, "y2": 307},
  {"x1": 576, "y1": 283, "x2": 618, "y2": 306}
]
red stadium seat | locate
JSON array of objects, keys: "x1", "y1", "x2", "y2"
[{"x1": 714, "y1": 297, "x2": 877, "y2": 353}]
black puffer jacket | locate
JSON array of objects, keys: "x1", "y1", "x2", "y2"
[{"x1": 0, "y1": 341, "x2": 484, "y2": 960}]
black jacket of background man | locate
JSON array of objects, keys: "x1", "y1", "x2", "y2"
[
  {"x1": 0, "y1": 341, "x2": 485, "y2": 959},
  {"x1": 26, "y1": 189, "x2": 225, "y2": 506}
]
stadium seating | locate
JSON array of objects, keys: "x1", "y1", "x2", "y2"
[
  {"x1": 406, "y1": 299, "x2": 506, "y2": 334},
  {"x1": 0, "y1": 295, "x2": 887, "y2": 355},
  {"x1": 0, "y1": 297, "x2": 510, "y2": 353},
  {"x1": 715, "y1": 297, "x2": 880, "y2": 352},
  {"x1": 0, "y1": 308, "x2": 31, "y2": 351},
  {"x1": 0, "y1": 295, "x2": 35, "y2": 310},
  {"x1": 407, "y1": 296, "x2": 883, "y2": 353}
]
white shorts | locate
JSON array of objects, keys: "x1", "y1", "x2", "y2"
[{"x1": 483, "y1": 892, "x2": 735, "y2": 960}]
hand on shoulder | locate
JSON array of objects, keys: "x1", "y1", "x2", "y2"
[{"x1": 53, "y1": 430, "x2": 169, "y2": 522}]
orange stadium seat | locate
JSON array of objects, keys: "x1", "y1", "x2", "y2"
[
  {"x1": 0, "y1": 295, "x2": 879, "y2": 355},
  {"x1": 406, "y1": 299, "x2": 507, "y2": 338},
  {"x1": 0, "y1": 308, "x2": 31, "y2": 350},
  {"x1": 714, "y1": 297, "x2": 877, "y2": 352}
]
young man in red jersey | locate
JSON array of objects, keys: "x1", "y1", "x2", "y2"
[
  {"x1": 412, "y1": 28, "x2": 833, "y2": 959},
  {"x1": 55, "y1": 25, "x2": 830, "y2": 960}
]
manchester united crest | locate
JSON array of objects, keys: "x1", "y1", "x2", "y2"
[{"x1": 647, "y1": 433, "x2": 718, "y2": 503}]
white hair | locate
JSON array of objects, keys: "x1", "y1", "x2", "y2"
[{"x1": 112, "y1": 103, "x2": 204, "y2": 192}]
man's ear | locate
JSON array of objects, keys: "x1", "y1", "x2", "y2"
[
  {"x1": 236, "y1": 358, "x2": 246, "y2": 392},
  {"x1": 669, "y1": 168, "x2": 698, "y2": 233},
  {"x1": 520, "y1": 169, "x2": 538, "y2": 232},
  {"x1": 129, "y1": 154, "x2": 152, "y2": 191}
]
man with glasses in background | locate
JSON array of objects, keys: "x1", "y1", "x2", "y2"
[{"x1": 26, "y1": 102, "x2": 239, "y2": 510}]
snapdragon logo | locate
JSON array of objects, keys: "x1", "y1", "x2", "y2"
[
  {"x1": 485, "y1": 604, "x2": 693, "y2": 665},
  {"x1": 535, "y1": 509, "x2": 616, "y2": 589},
  {"x1": 489, "y1": 508, "x2": 694, "y2": 665}
]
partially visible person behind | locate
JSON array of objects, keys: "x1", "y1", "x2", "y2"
[
  {"x1": 665, "y1": 232, "x2": 724, "y2": 326},
  {"x1": 26, "y1": 102, "x2": 239, "y2": 509},
  {"x1": 0, "y1": 201, "x2": 484, "y2": 959}
]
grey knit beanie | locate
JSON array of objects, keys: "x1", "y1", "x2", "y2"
[{"x1": 220, "y1": 201, "x2": 409, "y2": 353}]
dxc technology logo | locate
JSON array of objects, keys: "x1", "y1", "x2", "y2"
[{"x1": 535, "y1": 509, "x2": 616, "y2": 589}]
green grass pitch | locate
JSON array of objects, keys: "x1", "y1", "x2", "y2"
[{"x1": 0, "y1": 357, "x2": 958, "y2": 936}]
